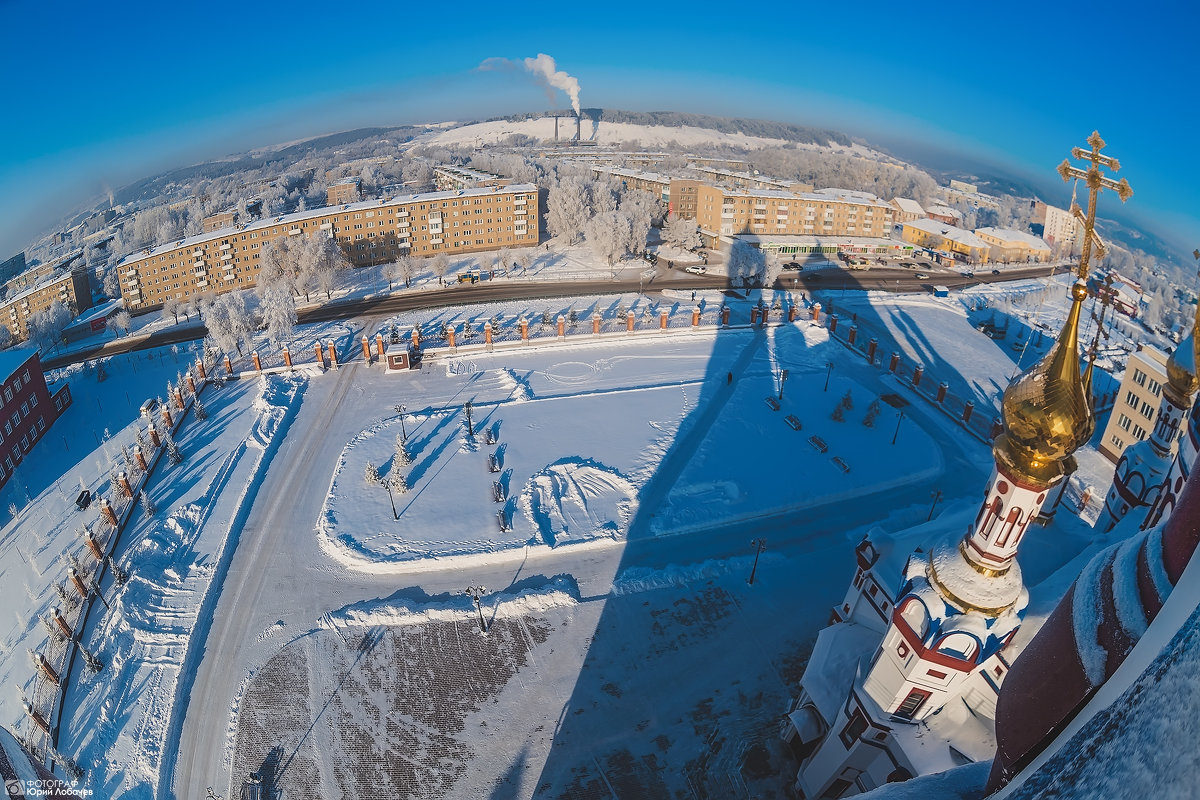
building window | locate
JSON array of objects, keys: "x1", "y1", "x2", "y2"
[
  {"x1": 36, "y1": 417, "x2": 44, "y2": 431},
  {"x1": 1148, "y1": 379, "x2": 1162, "y2": 396},
  {"x1": 894, "y1": 688, "x2": 932, "y2": 720},
  {"x1": 1141, "y1": 401, "x2": 1154, "y2": 420},
  {"x1": 1132, "y1": 368, "x2": 1147, "y2": 387},
  {"x1": 839, "y1": 708, "x2": 869, "y2": 747},
  {"x1": 3, "y1": 388, "x2": 10, "y2": 402},
  {"x1": 1118, "y1": 413, "x2": 1132, "y2": 431},
  {"x1": 28, "y1": 394, "x2": 36, "y2": 408},
  {"x1": 19, "y1": 436, "x2": 27, "y2": 452},
  {"x1": 1125, "y1": 390, "x2": 1138, "y2": 406},
  {"x1": 1111, "y1": 434, "x2": 1123, "y2": 448},
  {"x1": 1132, "y1": 424, "x2": 1147, "y2": 440}
]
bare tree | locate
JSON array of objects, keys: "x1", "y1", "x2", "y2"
[
  {"x1": 430, "y1": 253, "x2": 451, "y2": 285},
  {"x1": 663, "y1": 216, "x2": 702, "y2": 251}
]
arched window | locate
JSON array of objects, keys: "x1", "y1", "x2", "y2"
[
  {"x1": 935, "y1": 633, "x2": 979, "y2": 662},
  {"x1": 898, "y1": 598, "x2": 929, "y2": 639}
]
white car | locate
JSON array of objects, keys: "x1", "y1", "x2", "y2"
[{"x1": 684, "y1": 265, "x2": 707, "y2": 275}]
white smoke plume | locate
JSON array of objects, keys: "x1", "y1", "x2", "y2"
[{"x1": 479, "y1": 53, "x2": 581, "y2": 116}]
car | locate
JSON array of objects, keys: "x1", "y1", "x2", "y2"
[
  {"x1": 959, "y1": 270, "x2": 974, "y2": 278},
  {"x1": 139, "y1": 398, "x2": 160, "y2": 418},
  {"x1": 914, "y1": 272, "x2": 930, "y2": 280},
  {"x1": 643, "y1": 252, "x2": 658, "y2": 264},
  {"x1": 992, "y1": 268, "x2": 1002, "y2": 275},
  {"x1": 783, "y1": 261, "x2": 803, "y2": 270},
  {"x1": 684, "y1": 265, "x2": 707, "y2": 275}
]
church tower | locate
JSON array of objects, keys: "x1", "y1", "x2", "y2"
[
  {"x1": 1096, "y1": 293, "x2": 1199, "y2": 531},
  {"x1": 783, "y1": 134, "x2": 1127, "y2": 799}
]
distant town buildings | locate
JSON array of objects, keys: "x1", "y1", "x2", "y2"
[
  {"x1": 925, "y1": 203, "x2": 963, "y2": 226},
  {"x1": 433, "y1": 165, "x2": 512, "y2": 191},
  {"x1": 1098, "y1": 345, "x2": 1168, "y2": 462},
  {"x1": 116, "y1": 183, "x2": 539, "y2": 310},
  {"x1": 202, "y1": 210, "x2": 238, "y2": 233},
  {"x1": 0, "y1": 252, "x2": 26, "y2": 284},
  {"x1": 0, "y1": 348, "x2": 72, "y2": 489},
  {"x1": 325, "y1": 178, "x2": 363, "y2": 206}
]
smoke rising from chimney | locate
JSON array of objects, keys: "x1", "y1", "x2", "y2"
[{"x1": 479, "y1": 53, "x2": 581, "y2": 116}]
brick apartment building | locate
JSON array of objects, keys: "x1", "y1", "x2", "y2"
[
  {"x1": 115, "y1": 183, "x2": 539, "y2": 310},
  {"x1": 0, "y1": 348, "x2": 72, "y2": 488}
]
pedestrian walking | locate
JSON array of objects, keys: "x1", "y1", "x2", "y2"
[{"x1": 727, "y1": 372, "x2": 733, "y2": 385}]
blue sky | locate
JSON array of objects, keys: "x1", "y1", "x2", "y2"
[{"x1": 1, "y1": 0, "x2": 1197, "y2": 261}]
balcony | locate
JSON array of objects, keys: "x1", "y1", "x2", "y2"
[
  {"x1": 514, "y1": 199, "x2": 527, "y2": 206},
  {"x1": 288, "y1": 228, "x2": 302, "y2": 236},
  {"x1": 514, "y1": 209, "x2": 526, "y2": 216},
  {"x1": 196, "y1": 280, "x2": 209, "y2": 288},
  {"x1": 220, "y1": 242, "x2": 232, "y2": 250},
  {"x1": 430, "y1": 237, "x2": 444, "y2": 245},
  {"x1": 396, "y1": 211, "x2": 409, "y2": 218},
  {"x1": 320, "y1": 223, "x2": 333, "y2": 231},
  {"x1": 224, "y1": 273, "x2": 236, "y2": 281},
  {"x1": 221, "y1": 252, "x2": 233, "y2": 261}
]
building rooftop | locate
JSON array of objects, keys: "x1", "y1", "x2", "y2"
[
  {"x1": 3, "y1": 270, "x2": 75, "y2": 307},
  {"x1": 927, "y1": 203, "x2": 963, "y2": 220},
  {"x1": 975, "y1": 227, "x2": 1051, "y2": 250},
  {"x1": 0, "y1": 347, "x2": 38, "y2": 383},
  {"x1": 892, "y1": 197, "x2": 926, "y2": 215},
  {"x1": 115, "y1": 183, "x2": 538, "y2": 268},
  {"x1": 903, "y1": 218, "x2": 990, "y2": 249}
]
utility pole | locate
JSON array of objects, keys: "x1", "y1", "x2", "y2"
[
  {"x1": 465, "y1": 585, "x2": 487, "y2": 633},
  {"x1": 748, "y1": 538, "x2": 767, "y2": 585},
  {"x1": 824, "y1": 361, "x2": 834, "y2": 393},
  {"x1": 464, "y1": 401, "x2": 474, "y2": 436}
]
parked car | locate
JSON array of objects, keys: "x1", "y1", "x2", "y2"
[
  {"x1": 914, "y1": 272, "x2": 930, "y2": 280},
  {"x1": 783, "y1": 261, "x2": 803, "y2": 270},
  {"x1": 992, "y1": 268, "x2": 1002, "y2": 275},
  {"x1": 684, "y1": 265, "x2": 707, "y2": 275},
  {"x1": 643, "y1": 252, "x2": 658, "y2": 264}
]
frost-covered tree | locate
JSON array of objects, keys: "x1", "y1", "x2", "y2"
[
  {"x1": 364, "y1": 460, "x2": 381, "y2": 487},
  {"x1": 389, "y1": 469, "x2": 409, "y2": 495},
  {"x1": 161, "y1": 297, "x2": 182, "y2": 326},
  {"x1": 385, "y1": 255, "x2": 416, "y2": 290},
  {"x1": 312, "y1": 236, "x2": 347, "y2": 299},
  {"x1": 619, "y1": 191, "x2": 660, "y2": 255},
  {"x1": 394, "y1": 435, "x2": 411, "y2": 468},
  {"x1": 863, "y1": 398, "x2": 881, "y2": 428},
  {"x1": 193, "y1": 399, "x2": 208, "y2": 421},
  {"x1": 257, "y1": 275, "x2": 296, "y2": 349},
  {"x1": 27, "y1": 301, "x2": 71, "y2": 352},
  {"x1": 0, "y1": 325, "x2": 11, "y2": 349},
  {"x1": 430, "y1": 253, "x2": 451, "y2": 285},
  {"x1": 141, "y1": 490, "x2": 157, "y2": 517},
  {"x1": 547, "y1": 175, "x2": 592, "y2": 243},
  {"x1": 110, "y1": 310, "x2": 133, "y2": 336},
  {"x1": 727, "y1": 240, "x2": 767, "y2": 288},
  {"x1": 102, "y1": 266, "x2": 122, "y2": 299},
  {"x1": 663, "y1": 216, "x2": 702, "y2": 251},
  {"x1": 585, "y1": 210, "x2": 634, "y2": 265}
]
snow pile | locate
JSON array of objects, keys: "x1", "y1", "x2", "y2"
[
  {"x1": 611, "y1": 557, "x2": 767, "y2": 595},
  {"x1": 520, "y1": 459, "x2": 636, "y2": 546},
  {"x1": 322, "y1": 576, "x2": 580, "y2": 629}
]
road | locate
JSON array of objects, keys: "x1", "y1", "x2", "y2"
[{"x1": 42, "y1": 262, "x2": 1069, "y2": 371}]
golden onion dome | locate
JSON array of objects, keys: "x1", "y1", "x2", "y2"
[
  {"x1": 1164, "y1": 305, "x2": 1199, "y2": 399},
  {"x1": 998, "y1": 282, "x2": 1094, "y2": 478}
]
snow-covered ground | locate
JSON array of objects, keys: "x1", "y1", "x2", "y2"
[{"x1": 0, "y1": 269, "x2": 1137, "y2": 799}]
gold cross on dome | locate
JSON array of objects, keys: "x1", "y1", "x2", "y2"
[{"x1": 1057, "y1": 131, "x2": 1133, "y2": 282}]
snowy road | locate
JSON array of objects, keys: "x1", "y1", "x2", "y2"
[{"x1": 166, "y1": 324, "x2": 989, "y2": 800}]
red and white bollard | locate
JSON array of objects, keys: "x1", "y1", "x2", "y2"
[
  {"x1": 519, "y1": 317, "x2": 529, "y2": 341},
  {"x1": 251, "y1": 351, "x2": 262, "y2": 372},
  {"x1": 361, "y1": 336, "x2": 371, "y2": 361},
  {"x1": 134, "y1": 445, "x2": 148, "y2": 471},
  {"x1": 117, "y1": 471, "x2": 132, "y2": 498},
  {"x1": 627, "y1": 311, "x2": 635, "y2": 333}
]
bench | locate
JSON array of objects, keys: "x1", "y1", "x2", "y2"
[
  {"x1": 785, "y1": 415, "x2": 803, "y2": 431},
  {"x1": 765, "y1": 396, "x2": 781, "y2": 411},
  {"x1": 809, "y1": 436, "x2": 828, "y2": 453}
]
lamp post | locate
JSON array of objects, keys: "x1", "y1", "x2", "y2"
[
  {"x1": 824, "y1": 361, "x2": 834, "y2": 393},
  {"x1": 394, "y1": 404, "x2": 407, "y2": 443},
  {"x1": 464, "y1": 401, "x2": 474, "y2": 436},
  {"x1": 778, "y1": 369, "x2": 789, "y2": 401},
  {"x1": 465, "y1": 585, "x2": 487, "y2": 633},
  {"x1": 927, "y1": 489, "x2": 943, "y2": 521},
  {"x1": 748, "y1": 538, "x2": 767, "y2": 585},
  {"x1": 892, "y1": 410, "x2": 905, "y2": 445}
]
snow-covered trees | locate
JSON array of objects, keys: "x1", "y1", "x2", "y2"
[
  {"x1": 394, "y1": 435, "x2": 411, "y2": 468},
  {"x1": 110, "y1": 310, "x2": 133, "y2": 336},
  {"x1": 384, "y1": 255, "x2": 416, "y2": 290},
  {"x1": 430, "y1": 253, "x2": 452, "y2": 285},
  {"x1": 547, "y1": 176, "x2": 593, "y2": 243},
  {"x1": 727, "y1": 241, "x2": 768, "y2": 288},
  {"x1": 663, "y1": 216, "x2": 702, "y2": 251},
  {"x1": 257, "y1": 272, "x2": 296, "y2": 349},
  {"x1": 205, "y1": 291, "x2": 254, "y2": 356},
  {"x1": 312, "y1": 236, "x2": 347, "y2": 299},
  {"x1": 364, "y1": 461, "x2": 381, "y2": 487},
  {"x1": 619, "y1": 191, "x2": 660, "y2": 255},
  {"x1": 27, "y1": 301, "x2": 71, "y2": 353},
  {"x1": 585, "y1": 211, "x2": 635, "y2": 265},
  {"x1": 161, "y1": 297, "x2": 182, "y2": 326}
]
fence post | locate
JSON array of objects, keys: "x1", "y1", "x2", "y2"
[
  {"x1": 913, "y1": 364, "x2": 924, "y2": 387},
  {"x1": 251, "y1": 351, "x2": 262, "y2": 373}
]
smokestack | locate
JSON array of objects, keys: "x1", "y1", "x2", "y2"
[
  {"x1": 575, "y1": 113, "x2": 581, "y2": 142},
  {"x1": 554, "y1": 115, "x2": 559, "y2": 142}
]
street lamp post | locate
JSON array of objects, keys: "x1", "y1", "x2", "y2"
[
  {"x1": 465, "y1": 585, "x2": 487, "y2": 633},
  {"x1": 778, "y1": 369, "x2": 789, "y2": 401},
  {"x1": 892, "y1": 410, "x2": 905, "y2": 445},
  {"x1": 394, "y1": 404, "x2": 408, "y2": 443},
  {"x1": 927, "y1": 489, "x2": 943, "y2": 521},
  {"x1": 824, "y1": 361, "x2": 834, "y2": 393},
  {"x1": 748, "y1": 538, "x2": 767, "y2": 585},
  {"x1": 464, "y1": 401, "x2": 474, "y2": 436}
]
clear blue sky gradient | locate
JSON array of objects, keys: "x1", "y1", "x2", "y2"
[{"x1": 1, "y1": 0, "x2": 1197, "y2": 260}]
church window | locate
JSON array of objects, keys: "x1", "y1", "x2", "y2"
[
  {"x1": 893, "y1": 688, "x2": 931, "y2": 720},
  {"x1": 898, "y1": 598, "x2": 929, "y2": 638},
  {"x1": 935, "y1": 633, "x2": 979, "y2": 661},
  {"x1": 839, "y1": 708, "x2": 868, "y2": 747}
]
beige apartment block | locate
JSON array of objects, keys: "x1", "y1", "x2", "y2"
[
  {"x1": 1, "y1": 269, "x2": 93, "y2": 340},
  {"x1": 1032, "y1": 200, "x2": 1082, "y2": 250},
  {"x1": 900, "y1": 219, "x2": 991, "y2": 263},
  {"x1": 202, "y1": 211, "x2": 238, "y2": 233},
  {"x1": 326, "y1": 178, "x2": 363, "y2": 206},
  {"x1": 1100, "y1": 346, "x2": 1169, "y2": 462},
  {"x1": 433, "y1": 165, "x2": 512, "y2": 191},
  {"x1": 116, "y1": 184, "x2": 539, "y2": 310},
  {"x1": 694, "y1": 186, "x2": 894, "y2": 245}
]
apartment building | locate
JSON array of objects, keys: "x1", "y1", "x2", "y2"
[
  {"x1": 591, "y1": 167, "x2": 673, "y2": 203},
  {"x1": 326, "y1": 178, "x2": 363, "y2": 206},
  {"x1": 889, "y1": 197, "x2": 925, "y2": 224},
  {"x1": 116, "y1": 184, "x2": 539, "y2": 310},
  {"x1": 0, "y1": 348, "x2": 72, "y2": 490},
  {"x1": 202, "y1": 210, "x2": 238, "y2": 233},
  {"x1": 695, "y1": 186, "x2": 894, "y2": 245},
  {"x1": 1100, "y1": 346, "x2": 1169, "y2": 462},
  {"x1": 1, "y1": 269, "x2": 93, "y2": 340},
  {"x1": 433, "y1": 165, "x2": 511, "y2": 191},
  {"x1": 974, "y1": 227, "x2": 1051, "y2": 263},
  {"x1": 1032, "y1": 200, "x2": 1082, "y2": 250},
  {"x1": 689, "y1": 166, "x2": 813, "y2": 194}
]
